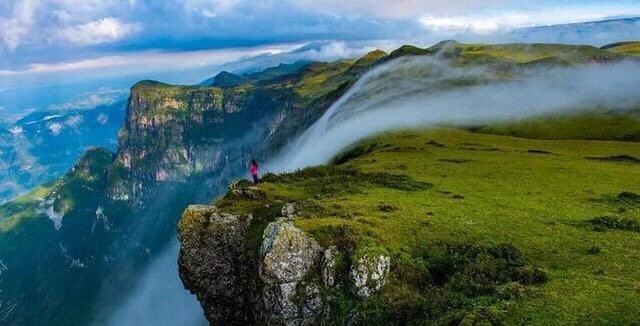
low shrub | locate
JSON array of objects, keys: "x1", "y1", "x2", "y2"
[
  {"x1": 332, "y1": 142, "x2": 391, "y2": 165},
  {"x1": 590, "y1": 216, "x2": 640, "y2": 232},
  {"x1": 586, "y1": 246, "x2": 602, "y2": 255},
  {"x1": 497, "y1": 282, "x2": 526, "y2": 300},
  {"x1": 586, "y1": 155, "x2": 640, "y2": 163},
  {"x1": 513, "y1": 266, "x2": 548, "y2": 285},
  {"x1": 378, "y1": 203, "x2": 396, "y2": 212},
  {"x1": 332, "y1": 242, "x2": 545, "y2": 325},
  {"x1": 618, "y1": 191, "x2": 640, "y2": 205},
  {"x1": 262, "y1": 166, "x2": 430, "y2": 197}
]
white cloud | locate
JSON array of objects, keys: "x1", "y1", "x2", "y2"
[
  {"x1": 0, "y1": 43, "x2": 299, "y2": 76},
  {"x1": 97, "y1": 113, "x2": 109, "y2": 124},
  {"x1": 294, "y1": 0, "x2": 505, "y2": 19},
  {"x1": 8, "y1": 126, "x2": 24, "y2": 137},
  {"x1": 54, "y1": 17, "x2": 140, "y2": 45},
  {"x1": 47, "y1": 122, "x2": 64, "y2": 135},
  {"x1": 181, "y1": 0, "x2": 239, "y2": 17},
  {"x1": 48, "y1": 0, "x2": 134, "y2": 20},
  {"x1": 419, "y1": 6, "x2": 640, "y2": 34},
  {"x1": 0, "y1": 0, "x2": 139, "y2": 51},
  {"x1": 65, "y1": 115, "x2": 83, "y2": 127},
  {"x1": 38, "y1": 197, "x2": 64, "y2": 230},
  {"x1": 0, "y1": 0, "x2": 37, "y2": 51},
  {"x1": 49, "y1": 88, "x2": 126, "y2": 110}
]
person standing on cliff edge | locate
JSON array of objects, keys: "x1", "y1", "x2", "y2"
[{"x1": 250, "y1": 159, "x2": 260, "y2": 184}]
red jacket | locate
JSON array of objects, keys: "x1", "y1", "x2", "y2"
[{"x1": 250, "y1": 164, "x2": 258, "y2": 176}]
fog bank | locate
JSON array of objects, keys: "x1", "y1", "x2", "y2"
[
  {"x1": 272, "y1": 56, "x2": 640, "y2": 170},
  {"x1": 101, "y1": 241, "x2": 206, "y2": 326}
]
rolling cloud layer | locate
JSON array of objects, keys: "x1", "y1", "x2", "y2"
[{"x1": 272, "y1": 57, "x2": 640, "y2": 170}]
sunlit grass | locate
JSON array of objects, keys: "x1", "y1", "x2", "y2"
[{"x1": 214, "y1": 127, "x2": 640, "y2": 324}]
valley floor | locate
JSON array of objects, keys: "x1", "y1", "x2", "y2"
[{"x1": 215, "y1": 128, "x2": 640, "y2": 324}]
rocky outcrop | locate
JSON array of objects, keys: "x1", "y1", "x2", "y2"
[
  {"x1": 178, "y1": 187, "x2": 392, "y2": 325},
  {"x1": 231, "y1": 186, "x2": 267, "y2": 200},
  {"x1": 260, "y1": 219, "x2": 322, "y2": 324},
  {"x1": 178, "y1": 205, "x2": 252, "y2": 324},
  {"x1": 350, "y1": 254, "x2": 391, "y2": 298},
  {"x1": 321, "y1": 247, "x2": 339, "y2": 287}
]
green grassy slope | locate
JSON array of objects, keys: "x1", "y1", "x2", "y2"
[
  {"x1": 602, "y1": 42, "x2": 640, "y2": 56},
  {"x1": 475, "y1": 108, "x2": 640, "y2": 141},
  {"x1": 212, "y1": 127, "x2": 640, "y2": 324},
  {"x1": 391, "y1": 40, "x2": 624, "y2": 64}
]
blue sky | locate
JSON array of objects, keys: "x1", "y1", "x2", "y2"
[{"x1": 0, "y1": 0, "x2": 639, "y2": 118}]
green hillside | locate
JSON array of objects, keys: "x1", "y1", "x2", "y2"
[
  {"x1": 475, "y1": 108, "x2": 640, "y2": 141},
  {"x1": 206, "y1": 127, "x2": 640, "y2": 324},
  {"x1": 602, "y1": 41, "x2": 640, "y2": 56}
]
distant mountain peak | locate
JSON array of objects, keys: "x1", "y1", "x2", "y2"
[
  {"x1": 132, "y1": 80, "x2": 170, "y2": 89},
  {"x1": 355, "y1": 49, "x2": 387, "y2": 66},
  {"x1": 210, "y1": 71, "x2": 245, "y2": 87}
]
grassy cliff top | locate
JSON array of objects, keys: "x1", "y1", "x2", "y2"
[
  {"x1": 458, "y1": 43, "x2": 619, "y2": 63},
  {"x1": 602, "y1": 41, "x2": 640, "y2": 56},
  {"x1": 208, "y1": 116, "x2": 640, "y2": 323}
]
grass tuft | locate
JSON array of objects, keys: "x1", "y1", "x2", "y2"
[{"x1": 589, "y1": 216, "x2": 640, "y2": 232}]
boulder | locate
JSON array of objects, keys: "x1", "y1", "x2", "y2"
[
  {"x1": 260, "y1": 218, "x2": 322, "y2": 324},
  {"x1": 231, "y1": 186, "x2": 267, "y2": 200},
  {"x1": 350, "y1": 254, "x2": 391, "y2": 298},
  {"x1": 281, "y1": 202, "x2": 296, "y2": 218}
]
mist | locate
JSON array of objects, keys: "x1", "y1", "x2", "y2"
[
  {"x1": 101, "y1": 240, "x2": 206, "y2": 326},
  {"x1": 271, "y1": 56, "x2": 640, "y2": 171}
]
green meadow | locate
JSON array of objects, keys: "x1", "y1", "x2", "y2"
[{"x1": 214, "y1": 123, "x2": 640, "y2": 324}]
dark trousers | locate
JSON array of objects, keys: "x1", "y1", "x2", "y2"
[{"x1": 252, "y1": 174, "x2": 259, "y2": 184}]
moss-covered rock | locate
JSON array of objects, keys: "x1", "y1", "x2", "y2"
[
  {"x1": 260, "y1": 218, "x2": 323, "y2": 324},
  {"x1": 350, "y1": 253, "x2": 391, "y2": 298},
  {"x1": 178, "y1": 205, "x2": 253, "y2": 325}
]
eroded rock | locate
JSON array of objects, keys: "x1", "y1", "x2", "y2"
[
  {"x1": 351, "y1": 254, "x2": 391, "y2": 298},
  {"x1": 281, "y1": 202, "x2": 296, "y2": 218},
  {"x1": 260, "y1": 218, "x2": 322, "y2": 324},
  {"x1": 177, "y1": 205, "x2": 252, "y2": 325},
  {"x1": 231, "y1": 186, "x2": 267, "y2": 200},
  {"x1": 321, "y1": 246, "x2": 339, "y2": 287}
]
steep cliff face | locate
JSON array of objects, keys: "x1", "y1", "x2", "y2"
[
  {"x1": 178, "y1": 197, "x2": 382, "y2": 325},
  {"x1": 106, "y1": 54, "x2": 372, "y2": 205},
  {"x1": 108, "y1": 81, "x2": 283, "y2": 203}
]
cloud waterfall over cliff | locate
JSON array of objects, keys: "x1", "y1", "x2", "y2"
[{"x1": 272, "y1": 57, "x2": 640, "y2": 170}]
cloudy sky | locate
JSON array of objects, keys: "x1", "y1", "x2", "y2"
[
  {"x1": 0, "y1": 0, "x2": 639, "y2": 117},
  {"x1": 2, "y1": 0, "x2": 640, "y2": 71}
]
